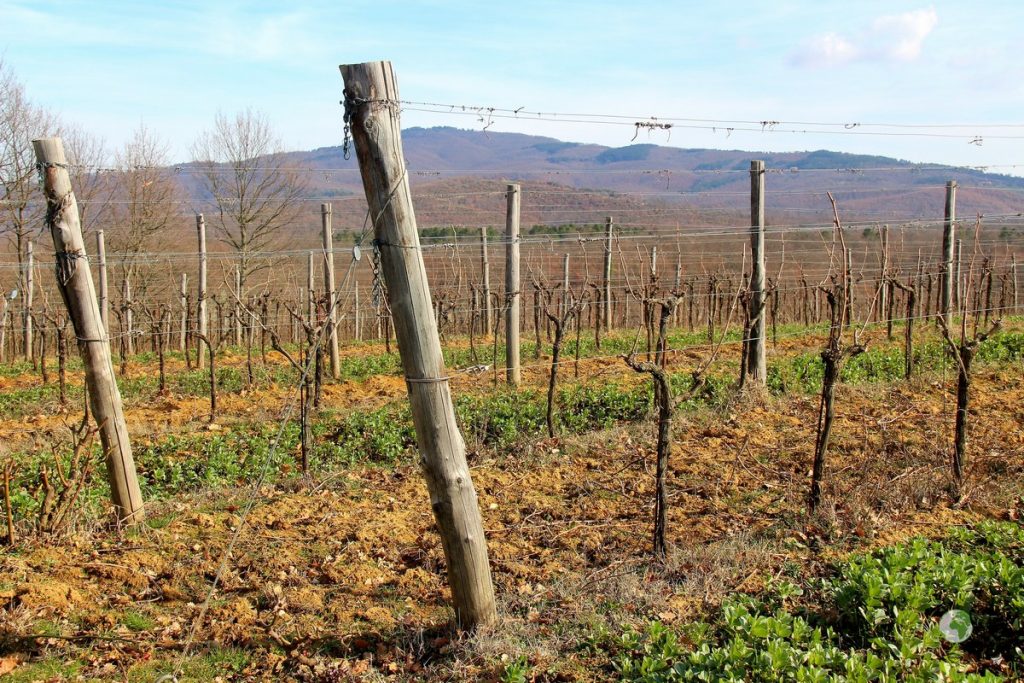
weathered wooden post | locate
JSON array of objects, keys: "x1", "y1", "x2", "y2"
[
  {"x1": 24, "y1": 239, "x2": 33, "y2": 361},
  {"x1": 322, "y1": 203, "x2": 340, "y2": 379},
  {"x1": 339, "y1": 60, "x2": 497, "y2": 628},
  {"x1": 196, "y1": 214, "x2": 208, "y2": 369},
  {"x1": 941, "y1": 180, "x2": 957, "y2": 325},
  {"x1": 33, "y1": 137, "x2": 144, "y2": 523},
  {"x1": 561, "y1": 253, "x2": 570, "y2": 319},
  {"x1": 480, "y1": 226, "x2": 492, "y2": 336},
  {"x1": 1012, "y1": 255, "x2": 1019, "y2": 314},
  {"x1": 746, "y1": 160, "x2": 767, "y2": 384},
  {"x1": 603, "y1": 217, "x2": 613, "y2": 333},
  {"x1": 179, "y1": 273, "x2": 188, "y2": 352},
  {"x1": 233, "y1": 265, "x2": 243, "y2": 346},
  {"x1": 122, "y1": 277, "x2": 134, "y2": 356},
  {"x1": 306, "y1": 251, "x2": 316, "y2": 326},
  {"x1": 879, "y1": 224, "x2": 889, "y2": 325},
  {"x1": 954, "y1": 238, "x2": 963, "y2": 311},
  {"x1": 506, "y1": 183, "x2": 521, "y2": 387},
  {"x1": 96, "y1": 231, "x2": 108, "y2": 333}
]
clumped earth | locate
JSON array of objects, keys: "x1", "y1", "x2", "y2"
[{"x1": 0, "y1": 327, "x2": 1022, "y2": 681}]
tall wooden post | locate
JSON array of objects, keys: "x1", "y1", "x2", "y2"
[
  {"x1": 747, "y1": 160, "x2": 767, "y2": 384},
  {"x1": 954, "y1": 238, "x2": 963, "y2": 312},
  {"x1": 339, "y1": 60, "x2": 497, "y2": 628},
  {"x1": 233, "y1": 265, "x2": 243, "y2": 346},
  {"x1": 24, "y1": 239, "x2": 33, "y2": 360},
  {"x1": 196, "y1": 214, "x2": 208, "y2": 369},
  {"x1": 941, "y1": 180, "x2": 957, "y2": 325},
  {"x1": 879, "y1": 225, "x2": 889, "y2": 324},
  {"x1": 561, "y1": 253, "x2": 570, "y2": 318},
  {"x1": 122, "y1": 277, "x2": 133, "y2": 355},
  {"x1": 603, "y1": 217, "x2": 613, "y2": 332},
  {"x1": 179, "y1": 273, "x2": 188, "y2": 351},
  {"x1": 96, "y1": 230, "x2": 108, "y2": 333},
  {"x1": 33, "y1": 137, "x2": 144, "y2": 523},
  {"x1": 354, "y1": 286, "x2": 362, "y2": 342},
  {"x1": 322, "y1": 203, "x2": 340, "y2": 378},
  {"x1": 1012, "y1": 255, "x2": 1019, "y2": 314},
  {"x1": 506, "y1": 183, "x2": 521, "y2": 387},
  {"x1": 480, "y1": 226, "x2": 492, "y2": 336},
  {"x1": 306, "y1": 251, "x2": 316, "y2": 325}
]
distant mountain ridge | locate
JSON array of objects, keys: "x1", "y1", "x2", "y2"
[{"x1": 279, "y1": 127, "x2": 1024, "y2": 225}]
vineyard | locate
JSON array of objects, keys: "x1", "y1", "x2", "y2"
[{"x1": 0, "y1": 60, "x2": 1023, "y2": 681}]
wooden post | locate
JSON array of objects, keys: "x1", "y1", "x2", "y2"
[
  {"x1": 354, "y1": 286, "x2": 362, "y2": 342},
  {"x1": 603, "y1": 217, "x2": 613, "y2": 332},
  {"x1": 179, "y1": 273, "x2": 188, "y2": 351},
  {"x1": 306, "y1": 251, "x2": 316, "y2": 325},
  {"x1": 340, "y1": 60, "x2": 497, "y2": 629},
  {"x1": 941, "y1": 180, "x2": 957, "y2": 325},
  {"x1": 33, "y1": 137, "x2": 144, "y2": 523},
  {"x1": 480, "y1": 226, "x2": 492, "y2": 336},
  {"x1": 747, "y1": 160, "x2": 767, "y2": 384},
  {"x1": 322, "y1": 203, "x2": 340, "y2": 379},
  {"x1": 96, "y1": 231, "x2": 108, "y2": 333},
  {"x1": 24, "y1": 239, "x2": 33, "y2": 361},
  {"x1": 561, "y1": 253, "x2": 570, "y2": 318},
  {"x1": 1012, "y1": 255, "x2": 1019, "y2": 314},
  {"x1": 954, "y1": 238, "x2": 963, "y2": 312},
  {"x1": 233, "y1": 264, "x2": 243, "y2": 346},
  {"x1": 506, "y1": 183, "x2": 521, "y2": 387},
  {"x1": 196, "y1": 214, "x2": 208, "y2": 369},
  {"x1": 122, "y1": 277, "x2": 133, "y2": 356},
  {"x1": 879, "y1": 225, "x2": 889, "y2": 324}
]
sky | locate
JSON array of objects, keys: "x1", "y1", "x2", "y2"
[{"x1": 2, "y1": 1, "x2": 1023, "y2": 173}]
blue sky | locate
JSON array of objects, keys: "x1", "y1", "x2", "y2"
[{"x1": 2, "y1": 1, "x2": 1023, "y2": 171}]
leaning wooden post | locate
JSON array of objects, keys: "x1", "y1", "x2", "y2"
[
  {"x1": 941, "y1": 180, "x2": 957, "y2": 325},
  {"x1": 505, "y1": 183, "x2": 521, "y2": 387},
  {"x1": 33, "y1": 137, "x2": 144, "y2": 523},
  {"x1": 24, "y1": 239, "x2": 33, "y2": 361},
  {"x1": 747, "y1": 160, "x2": 767, "y2": 384},
  {"x1": 196, "y1": 214, "x2": 208, "y2": 369},
  {"x1": 321, "y1": 203, "x2": 340, "y2": 379},
  {"x1": 480, "y1": 226, "x2": 492, "y2": 336},
  {"x1": 603, "y1": 217, "x2": 613, "y2": 333},
  {"x1": 340, "y1": 60, "x2": 497, "y2": 628},
  {"x1": 178, "y1": 273, "x2": 188, "y2": 351},
  {"x1": 96, "y1": 230, "x2": 108, "y2": 333}
]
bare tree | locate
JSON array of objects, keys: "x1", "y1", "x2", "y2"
[
  {"x1": 108, "y1": 124, "x2": 178, "y2": 287},
  {"x1": 191, "y1": 109, "x2": 306, "y2": 293},
  {"x1": 0, "y1": 60, "x2": 57, "y2": 354}
]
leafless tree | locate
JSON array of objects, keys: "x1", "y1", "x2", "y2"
[
  {"x1": 191, "y1": 109, "x2": 307, "y2": 294},
  {"x1": 108, "y1": 124, "x2": 179, "y2": 288},
  {"x1": 0, "y1": 60, "x2": 57, "y2": 336}
]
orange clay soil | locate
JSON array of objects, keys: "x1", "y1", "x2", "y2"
[{"x1": 0, "y1": 351, "x2": 1022, "y2": 681}]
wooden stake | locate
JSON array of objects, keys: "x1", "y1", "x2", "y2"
[
  {"x1": 96, "y1": 231, "x2": 108, "y2": 334},
  {"x1": 603, "y1": 217, "x2": 613, "y2": 333},
  {"x1": 178, "y1": 273, "x2": 188, "y2": 352},
  {"x1": 747, "y1": 160, "x2": 767, "y2": 384},
  {"x1": 322, "y1": 203, "x2": 340, "y2": 379},
  {"x1": 505, "y1": 183, "x2": 521, "y2": 387},
  {"x1": 340, "y1": 60, "x2": 497, "y2": 629},
  {"x1": 941, "y1": 180, "x2": 957, "y2": 325},
  {"x1": 33, "y1": 137, "x2": 144, "y2": 523},
  {"x1": 480, "y1": 226, "x2": 492, "y2": 336},
  {"x1": 24, "y1": 240, "x2": 33, "y2": 361},
  {"x1": 196, "y1": 214, "x2": 208, "y2": 369}
]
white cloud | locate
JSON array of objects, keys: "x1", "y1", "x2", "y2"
[{"x1": 789, "y1": 8, "x2": 938, "y2": 67}]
